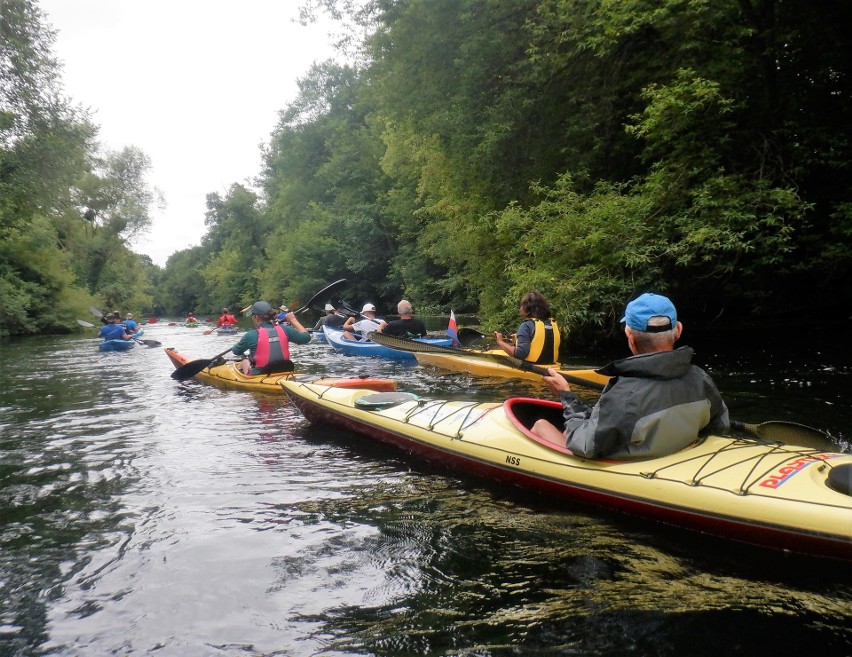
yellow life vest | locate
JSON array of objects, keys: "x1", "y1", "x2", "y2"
[{"x1": 526, "y1": 318, "x2": 561, "y2": 364}]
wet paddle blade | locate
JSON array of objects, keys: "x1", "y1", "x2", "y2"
[
  {"x1": 732, "y1": 420, "x2": 837, "y2": 451},
  {"x1": 293, "y1": 279, "x2": 347, "y2": 314},
  {"x1": 170, "y1": 348, "x2": 233, "y2": 381},
  {"x1": 77, "y1": 319, "x2": 95, "y2": 328},
  {"x1": 170, "y1": 358, "x2": 216, "y2": 380}
]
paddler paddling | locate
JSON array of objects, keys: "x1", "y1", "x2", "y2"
[
  {"x1": 532, "y1": 293, "x2": 730, "y2": 459},
  {"x1": 230, "y1": 301, "x2": 311, "y2": 375},
  {"x1": 494, "y1": 291, "x2": 561, "y2": 364}
]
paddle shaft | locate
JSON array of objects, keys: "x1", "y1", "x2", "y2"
[{"x1": 502, "y1": 357, "x2": 606, "y2": 391}]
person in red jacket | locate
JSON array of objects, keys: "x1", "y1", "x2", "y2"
[{"x1": 217, "y1": 308, "x2": 238, "y2": 328}]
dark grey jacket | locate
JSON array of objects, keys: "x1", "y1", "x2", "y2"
[{"x1": 559, "y1": 347, "x2": 729, "y2": 459}]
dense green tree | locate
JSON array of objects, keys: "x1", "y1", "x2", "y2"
[{"x1": 155, "y1": 0, "x2": 852, "y2": 342}]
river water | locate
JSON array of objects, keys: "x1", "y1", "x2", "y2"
[{"x1": 1, "y1": 319, "x2": 850, "y2": 656}]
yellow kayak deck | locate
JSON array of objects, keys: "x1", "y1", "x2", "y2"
[
  {"x1": 164, "y1": 347, "x2": 396, "y2": 394},
  {"x1": 282, "y1": 381, "x2": 852, "y2": 561}
]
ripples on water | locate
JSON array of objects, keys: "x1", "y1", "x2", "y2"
[{"x1": 0, "y1": 324, "x2": 850, "y2": 656}]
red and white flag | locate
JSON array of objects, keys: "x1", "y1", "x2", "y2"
[{"x1": 447, "y1": 310, "x2": 460, "y2": 347}]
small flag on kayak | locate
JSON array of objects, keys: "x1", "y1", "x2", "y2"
[{"x1": 447, "y1": 310, "x2": 460, "y2": 347}]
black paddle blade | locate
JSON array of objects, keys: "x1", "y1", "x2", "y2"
[
  {"x1": 732, "y1": 420, "x2": 838, "y2": 451},
  {"x1": 170, "y1": 359, "x2": 216, "y2": 380},
  {"x1": 457, "y1": 328, "x2": 486, "y2": 348},
  {"x1": 170, "y1": 348, "x2": 234, "y2": 381},
  {"x1": 138, "y1": 339, "x2": 162, "y2": 348},
  {"x1": 293, "y1": 279, "x2": 347, "y2": 314}
]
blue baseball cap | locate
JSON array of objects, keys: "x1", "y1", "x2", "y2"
[{"x1": 621, "y1": 293, "x2": 677, "y2": 332}]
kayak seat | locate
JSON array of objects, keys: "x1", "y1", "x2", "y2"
[{"x1": 509, "y1": 401, "x2": 565, "y2": 432}]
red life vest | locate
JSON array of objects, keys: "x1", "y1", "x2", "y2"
[{"x1": 254, "y1": 325, "x2": 291, "y2": 371}]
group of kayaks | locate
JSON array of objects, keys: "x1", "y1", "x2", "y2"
[{"x1": 163, "y1": 327, "x2": 852, "y2": 562}]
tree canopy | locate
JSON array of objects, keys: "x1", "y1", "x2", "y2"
[{"x1": 4, "y1": 0, "x2": 851, "y2": 346}]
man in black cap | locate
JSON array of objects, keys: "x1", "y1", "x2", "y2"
[
  {"x1": 230, "y1": 301, "x2": 311, "y2": 375},
  {"x1": 532, "y1": 293, "x2": 729, "y2": 459}
]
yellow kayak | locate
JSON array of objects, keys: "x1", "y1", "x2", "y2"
[
  {"x1": 282, "y1": 380, "x2": 852, "y2": 561},
  {"x1": 164, "y1": 347, "x2": 396, "y2": 395},
  {"x1": 414, "y1": 349, "x2": 611, "y2": 388}
]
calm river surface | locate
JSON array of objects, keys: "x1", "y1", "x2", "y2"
[{"x1": 1, "y1": 319, "x2": 850, "y2": 656}]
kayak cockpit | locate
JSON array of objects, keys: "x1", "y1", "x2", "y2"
[{"x1": 503, "y1": 397, "x2": 574, "y2": 455}]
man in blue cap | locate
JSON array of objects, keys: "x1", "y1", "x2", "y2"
[{"x1": 532, "y1": 293, "x2": 729, "y2": 458}]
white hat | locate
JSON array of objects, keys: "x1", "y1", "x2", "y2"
[
  {"x1": 324, "y1": 303, "x2": 335, "y2": 311},
  {"x1": 361, "y1": 303, "x2": 376, "y2": 313}
]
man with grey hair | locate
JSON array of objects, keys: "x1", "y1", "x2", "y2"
[
  {"x1": 532, "y1": 293, "x2": 729, "y2": 459},
  {"x1": 377, "y1": 299, "x2": 427, "y2": 338}
]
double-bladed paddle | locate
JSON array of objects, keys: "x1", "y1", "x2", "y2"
[
  {"x1": 367, "y1": 330, "x2": 607, "y2": 390},
  {"x1": 77, "y1": 319, "x2": 162, "y2": 348},
  {"x1": 239, "y1": 279, "x2": 349, "y2": 316}
]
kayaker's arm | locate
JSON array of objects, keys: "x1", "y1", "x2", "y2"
[{"x1": 493, "y1": 331, "x2": 516, "y2": 356}]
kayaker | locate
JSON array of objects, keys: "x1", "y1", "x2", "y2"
[
  {"x1": 532, "y1": 293, "x2": 730, "y2": 459},
  {"x1": 377, "y1": 299, "x2": 427, "y2": 338},
  {"x1": 494, "y1": 291, "x2": 561, "y2": 364},
  {"x1": 122, "y1": 313, "x2": 139, "y2": 335},
  {"x1": 99, "y1": 312, "x2": 132, "y2": 342},
  {"x1": 342, "y1": 303, "x2": 384, "y2": 340},
  {"x1": 216, "y1": 308, "x2": 238, "y2": 328},
  {"x1": 230, "y1": 300, "x2": 311, "y2": 375},
  {"x1": 185, "y1": 312, "x2": 197, "y2": 325},
  {"x1": 314, "y1": 303, "x2": 346, "y2": 330},
  {"x1": 275, "y1": 305, "x2": 292, "y2": 326}
]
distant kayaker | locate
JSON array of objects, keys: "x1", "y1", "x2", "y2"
[
  {"x1": 377, "y1": 300, "x2": 427, "y2": 338},
  {"x1": 217, "y1": 308, "x2": 238, "y2": 328},
  {"x1": 275, "y1": 305, "x2": 292, "y2": 326},
  {"x1": 99, "y1": 312, "x2": 132, "y2": 342},
  {"x1": 494, "y1": 291, "x2": 561, "y2": 364},
  {"x1": 122, "y1": 313, "x2": 139, "y2": 335},
  {"x1": 230, "y1": 300, "x2": 311, "y2": 375},
  {"x1": 342, "y1": 303, "x2": 384, "y2": 340},
  {"x1": 314, "y1": 303, "x2": 346, "y2": 330},
  {"x1": 532, "y1": 293, "x2": 730, "y2": 459},
  {"x1": 185, "y1": 312, "x2": 197, "y2": 325}
]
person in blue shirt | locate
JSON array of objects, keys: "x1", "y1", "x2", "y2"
[
  {"x1": 123, "y1": 313, "x2": 139, "y2": 335},
  {"x1": 230, "y1": 301, "x2": 311, "y2": 375},
  {"x1": 99, "y1": 313, "x2": 132, "y2": 342}
]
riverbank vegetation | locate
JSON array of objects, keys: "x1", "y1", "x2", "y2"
[{"x1": 3, "y1": 0, "x2": 851, "y2": 346}]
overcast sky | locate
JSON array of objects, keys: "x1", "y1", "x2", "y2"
[{"x1": 39, "y1": 0, "x2": 338, "y2": 266}]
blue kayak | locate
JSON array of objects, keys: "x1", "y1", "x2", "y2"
[
  {"x1": 98, "y1": 330, "x2": 143, "y2": 352},
  {"x1": 324, "y1": 327, "x2": 453, "y2": 360},
  {"x1": 99, "y1": 339, "x2": 135, "y2": 352}
]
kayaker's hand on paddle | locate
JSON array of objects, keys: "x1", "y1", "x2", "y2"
[
  {"x1": 284, "y1": 312, "x2": 308, "y2": 333},
  {"x1": 542, "y1": 367, "x2": 571, "y2": 393}
]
